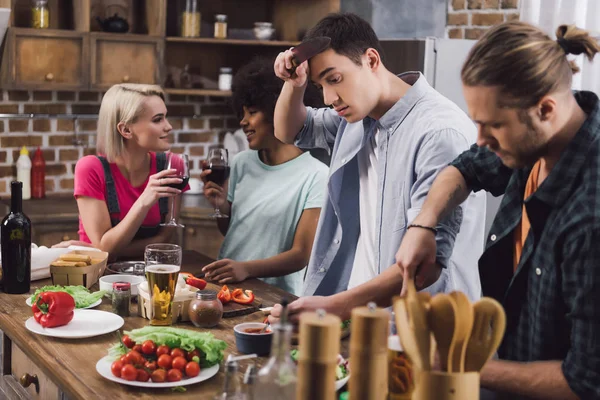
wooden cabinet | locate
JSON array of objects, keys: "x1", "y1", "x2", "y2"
[
  {"x1": 1, "y1": 28, "x2": 88, "y2": 90},
  {"x1": 3, "y1": 340, "x2": 61, "y2": 400},
  {"x1": 90, "y1": 33, "x2": 163, "y2": 89},
  {"x1": 180, "y1": 219, "x2": 224, "y2": 260}
]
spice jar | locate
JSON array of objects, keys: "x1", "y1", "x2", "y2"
[
  {"x1": 181, "y1": 0, "x2": 201, "y2": 38},
  {"x1": 214, "y1": 14, "x2": 228, "y2": 39},
  {"x1": 112, "y1": 282, "x2": 131, "y2": 317},
  {"x1": 31, "y1": 0, "x2": 49, "y2": 29},
  {"x1": 188, "y1": 290, "x2": 223, "y2": 328},
  {"x1": 219, "y1": 67, "x2": 233, "y2": 91}
]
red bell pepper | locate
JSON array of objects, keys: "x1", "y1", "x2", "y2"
[
  {"x1": 217, "y1": 285, "x2": 231, "y2": 304},
  {"x1": 185, "y1": 275, "x2": 207, "y2": 290},
  {"x1": 232, "y1": 289, "x2": 255, "y2": 305},
  {"x1": 31, "y1": 292, "x2": 75, "y2": 328}
]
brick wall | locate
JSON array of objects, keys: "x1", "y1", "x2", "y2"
[
  {"x1": 0, "y1": 90, "x2": 237, "y2": 197},
  {"x1": 446, "y1": 0, "x2": 520, "y2": 39}
]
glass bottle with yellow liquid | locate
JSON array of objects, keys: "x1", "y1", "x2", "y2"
[
  {"x1": 32, "y1": 0, "x2": 49, "y2": 29},
  {"x1": 181, "y1": 0, "x2": 201, "y2": 37}
]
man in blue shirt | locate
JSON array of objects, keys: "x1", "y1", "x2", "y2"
[{"x1": 270, "y1": 13, "x2": 486, "y2": 321}]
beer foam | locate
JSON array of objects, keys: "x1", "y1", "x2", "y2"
[{"x1": 145, "y1": 264, "x2": 180, "y2": 274}]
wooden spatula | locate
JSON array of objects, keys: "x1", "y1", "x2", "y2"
[
  {"x1": 428, "y1": 294, "x2": 458, "y2": 372},
  {"x1": 449, "y1": 291, "x2": 474, "y2": 372},
  {"x1": 464, "y1": 297, "x2": 506, "y2": 372},
  {"x1": 405, "y1": 278, "x2": 431, "y2": 371},
  {"x1": 393, "y1": 296, "x2": 426, "y2": 371}
]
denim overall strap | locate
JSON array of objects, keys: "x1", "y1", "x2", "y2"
[{"x1": 155, "y1": 152, "x2": 169, "y2": 220}]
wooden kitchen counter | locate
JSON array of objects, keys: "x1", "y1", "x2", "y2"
[{"x1": 0, "y1": 250, "x2": 338, "y2": 399}]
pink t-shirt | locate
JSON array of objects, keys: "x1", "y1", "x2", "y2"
[{"x1": 74, "y1": 152, "x2": 163, "y2": 243}]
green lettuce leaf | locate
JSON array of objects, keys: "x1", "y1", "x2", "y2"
[
  {"x1": 29, "y1": 285, "x2": 107, "y2": 308},
  {"x1": 108, "y1": 326, "x2": 227, "y2": 368}
]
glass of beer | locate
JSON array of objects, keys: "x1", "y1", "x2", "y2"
[
  {"x1": 388, "y1": 312, "x2": 414, "y2": 400},
  {"x1": 144, "y1": 244, "x2": 182, "y2": 326}
]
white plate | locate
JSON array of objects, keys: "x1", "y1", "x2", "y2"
[
  {"x1": 96, "y1": 356, "x2": 220, "y2": 388},
  {"x1": 25, "y1": 310, "x2": 124, "y2": 339},
  {"x1": 25, "y1": 297, "x2": 102, "y2": 309},
  {"x1": 335, "y1": 374, "x2": 350, "y2": 391}
]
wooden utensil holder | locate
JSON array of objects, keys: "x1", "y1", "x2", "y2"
[{"x1": 413, "y1": 371, "x2": 480, "y2": 400}]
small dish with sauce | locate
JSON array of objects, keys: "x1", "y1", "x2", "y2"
[{"x1": 233, "y1": 322, "x2": 273, "y2": 356}]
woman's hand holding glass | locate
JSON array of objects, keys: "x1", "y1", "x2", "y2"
[
  {"x1": 201, "y1": 149, "x2": 230, "y2": 218},
  {"x1": 139, "y1": 169, "x2": 182, "y2": 209},
  {"x1": 200, "y1": 162, "x2": 228, "y2": 210}
]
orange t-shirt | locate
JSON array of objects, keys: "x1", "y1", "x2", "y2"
[{"x1": 513, "y1": 161, "x2": 542, "y2": 272}]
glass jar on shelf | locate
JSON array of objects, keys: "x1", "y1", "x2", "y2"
[
  {"x1": 181, "y1": 0, "x2": 201, "y2": 38},
  {"x1": 214, "y1": 14, "x2": 228, "y2": 39},
  {"x1": 219, "y1": 67, "x2": 233, "y2": 91},
  {"x1": 31, "y1": 0, "x2": 49, "y2": 29}
]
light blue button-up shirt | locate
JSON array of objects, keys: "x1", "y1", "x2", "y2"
[{"x1": 297, "y1": 72, "x2": 486, "y2": 301}]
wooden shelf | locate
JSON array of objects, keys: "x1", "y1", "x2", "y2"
[
  {"x1": 165, "y1": 88, "x2": 232, "y2": 97},
  {"x1": 165, "y1": 37, "x2": 299, "y2": 47}
]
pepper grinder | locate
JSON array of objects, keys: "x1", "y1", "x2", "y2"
[
  {"x1": 296, "y1": 309, "x2": 341, "y2": 400},
  {"x1": 349, "y1": 302, "x2": 389, "y2": 400}
]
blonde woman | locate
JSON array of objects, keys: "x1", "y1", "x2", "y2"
[{"x1": 66, "y1": 84, "x2": 185, "y2": 258}]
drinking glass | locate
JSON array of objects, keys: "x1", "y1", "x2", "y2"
[
  {"x1": 160, "y1": 153, "x2": 190, "y2": 228},
  {"x1": 203, "y1": 148, "x2": 230, "y2": 218},
  {"x1": 144, "y1": 243, "x2": 182, "y2": 326}
]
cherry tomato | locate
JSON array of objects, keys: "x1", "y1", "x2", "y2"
[
  {"x1": 156, "y1": 345, "x2": 170, "y2": 357},
  {"x1": 111, "y1": 360, "x2": 124, "y2": 377},
  {"x1": 170, "y1": 348, "x2": 186, "y2": 359},
  {"x1": 167, "y1": 368, "x2": 183, "y2": 382},
  {"x1": 125, "y1": 350, "x2": 144, "y2": 366},
  {"x1": 120, "y1": 355, "x2": 129, "y2": 364},
  {"x1": 121, "y1": 364, "x2": 137, "y2": 381},
  {"x1": 144, "y1": 361, "x2": 157, "y2": 372},
  {"x1": 151, "y1": 369, "x2": 167, "y2": 383},
  {"x1": 133, "y1": 344, "x2": 143, "y2": 354},
  {"x1": 136, "y1": 368, "x2": 150, "y2": 382},
  {"x1": 157, "y1": 354, "x2": 173, "y2": 369},
  {"x1": 141, "y1": 340, "x2": 157, "y2": 355},
  {"x1": 187, "y1": 349, "x2": 201, "y2": 362},
  {"x1": 171, "y1": 356, "x2": 187, "y2": 371},
  {"x1": 185, "y1": 361, "x2": 200, "y2": 378},
  {"x1": 122, "y1": 335, "x2": 135, "y2": 349}
]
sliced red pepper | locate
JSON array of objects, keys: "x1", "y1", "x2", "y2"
[
  {"x1": 217, "y1": 285, "x2": 231, "y2": 304},
  {"x1": 184, "y1": 276, "x2": 207, "y2": 290},
  {"x1": 31, "y1": 292, "x2": 75, "y2": 328},
  {"x1": 232, "y1": 289, "x2": 255, "y2": 305}
]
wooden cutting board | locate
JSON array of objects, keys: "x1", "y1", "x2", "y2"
[{"x1": 205, "y1": 282, "x2": 262, "y2": 318}]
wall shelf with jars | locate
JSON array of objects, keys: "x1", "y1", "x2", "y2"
[{"x1": 0, "y1": 0, "x2": 340, "y2": 93}]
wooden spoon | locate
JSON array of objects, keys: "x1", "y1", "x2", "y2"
[
  {"x1": 464, "y1": 297, "x2": 506, "y2": 372},
  {"x1": 428, "y1": 294, "x2": 458, "y2": 372},
  {"x1": 449, "y1": 291, "x2": 474, "y2": 373}
]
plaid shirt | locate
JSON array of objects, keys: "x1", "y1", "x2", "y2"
[{"x1": 451, "y1": 91, "x2": 600, "y2": 399}]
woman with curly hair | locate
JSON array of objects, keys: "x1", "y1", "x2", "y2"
[{"x1": 201, "y1": 58, "x2": 328, "y2": 295}]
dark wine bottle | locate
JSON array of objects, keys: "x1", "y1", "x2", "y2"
[{"x1": 1, "y1": 181, "x2": 31, "y2": 294}]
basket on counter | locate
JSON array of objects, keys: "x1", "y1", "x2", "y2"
[{"x1": 50, "y1": 250, "x2": 109, "y2": 288}]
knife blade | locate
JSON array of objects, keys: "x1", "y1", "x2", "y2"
[{"x1": 288, "y1": 36, "x2": 331, "y2": 75}]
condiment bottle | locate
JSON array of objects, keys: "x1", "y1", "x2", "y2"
[
  {"x1": 244, "y1": 363, "x2": 257, "y2": 400},
  {"x1": 214, "y1": 358, "x2": 246, "y2": 399},
  {"x1": 31, "y1": 0, "x2": 49, "y2": 29},
  {"x1": 296, "y1": 309, "x2": 341, "y2": 400},
  {"x1": 16, "y1": 147, "x2": 31, "y2": 200},
  {"x1": 181, "y1": 0, "x2": 200, "y2": 37},
  {"x1": 112, "y1": 282, "x2": 131, "y2": 317},
  {"x1": 188, "y1": 289, "x2": 223, "y2": 328},
  {"x1": 31, "y1": 147, "x2": 45, "y2": 199},
  {"x1": 349, "y1": 302, "x2": 389, "y2": 400},
  {"x1": 214, "y1": 14, "x2": 228, "y2": 39},
  {"x1": 219, "y1": 67, "x2": 233, "y2": 91}
]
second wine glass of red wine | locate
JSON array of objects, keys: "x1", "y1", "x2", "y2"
[
  {"x1": 204, "y1": 148, "x2": 230, "y2": 218},
  {"x1": 160, "y1": 153, "x2": 189, "y2": 227}
]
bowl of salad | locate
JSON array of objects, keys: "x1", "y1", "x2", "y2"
[{"x1": 290, "y1": 349, "x2": 350, "y2": 391}]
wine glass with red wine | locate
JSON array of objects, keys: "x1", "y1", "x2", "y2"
[
  {"x1": 204, "y1": 148, "x2": 230, "y2": 218},
  {"x1": 160, "y1": 153, "x2": 189, "y2": 227}
]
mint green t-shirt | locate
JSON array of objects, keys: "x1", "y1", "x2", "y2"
[{"x1": 218, "y1": 150, "x2": 328, "y2": 295}]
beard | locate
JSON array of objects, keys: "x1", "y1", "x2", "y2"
[{"x1": 496, "y1": 111, "x2": 547, "y2": 169}]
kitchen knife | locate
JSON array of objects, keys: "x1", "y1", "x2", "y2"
[{"x1": 288, "y1": 36, "x2": 331, "y2": 75}]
